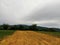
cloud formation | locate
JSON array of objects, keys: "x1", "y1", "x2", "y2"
[
  {"x1": 24, "y1": 0, "x2": 60, "y2": 27},
  {"x1": 0, "y1": 0, "x2": 60, "y2": 28}
]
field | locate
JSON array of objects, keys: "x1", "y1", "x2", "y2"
[
  {"x1": 0, "y1": 30, "x2": 60, "y2": 45},
  {"x1": 37, "y1": 31, "x2": 60, "y2": 38},
  {"x1": 0, "y1": 30, "x2": 60, "y2": 39},
  {"x1": 0, "y1": 30, "x2": 15, "y2": 39}
]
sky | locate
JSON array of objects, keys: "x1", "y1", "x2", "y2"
[{"x1": 0, "y1": 0, "x2": 60, "y2": 28}]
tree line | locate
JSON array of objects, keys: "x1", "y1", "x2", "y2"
[
  {"x1": 0, "y1": 24, "x2": 59, "y2": 32},
  {"x1": 0, "y1": 24, "x2": 37, "y2": 30}
]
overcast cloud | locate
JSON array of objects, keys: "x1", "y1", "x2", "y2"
[{"x1": 0, "y1": 0, "x2": 60, "y2": 28}]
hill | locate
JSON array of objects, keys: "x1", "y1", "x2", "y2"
[
  {"x1": 0, "y1": 31, "x2": 60, "y2": 45},
  {"x1": 0, "y1": 24, "x2": 60, "y2": 32}
]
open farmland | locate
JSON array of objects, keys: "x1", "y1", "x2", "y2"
[
  {"x1": 0, "y1": 30, "x2": 15, "y2": 39},
  {"x1": 0, "y1": 31, "x2": 60, "y2": 45},
  {"x1": 37, "y1": 31, "x2": 60, "y2": 38}
]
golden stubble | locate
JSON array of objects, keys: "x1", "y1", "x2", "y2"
[{"x1": 0, "y1": 31, "x2": 60, "y2": 45}]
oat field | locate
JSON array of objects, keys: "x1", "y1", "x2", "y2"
[{"x1": 0, "y1": 31, "x2": 60, "y2": 45}]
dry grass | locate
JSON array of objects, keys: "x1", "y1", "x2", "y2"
[{"x1": 0, "y1": 31, "x2": 60, "y2": 45}]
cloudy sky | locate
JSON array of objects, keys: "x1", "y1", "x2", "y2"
[{"x1": 0, "y1": 0, "x2": 60, "y2": 28}]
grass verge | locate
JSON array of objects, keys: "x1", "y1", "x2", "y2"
[
  {"x1": 37, "y1": 31, "x2": 60, "y2": 38},
  {"x1": 0, "y1": 30, "x2": 15, "y2": 39}
]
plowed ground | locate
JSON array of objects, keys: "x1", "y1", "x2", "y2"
[{"x1": 0, "y1": 31, "x2": 60, "y2": 45}]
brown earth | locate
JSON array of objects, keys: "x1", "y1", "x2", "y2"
[{"x1": 0, "y1": 31, "x2": 60, "y2": 45}]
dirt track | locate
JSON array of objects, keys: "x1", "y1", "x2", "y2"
[{"x1": 0, "y1": 31, "x2": 60, "y2": 45}]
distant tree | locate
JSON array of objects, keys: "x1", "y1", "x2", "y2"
[
  {"x1": 19, "y1": 25, "x2": 24, "y2": 30},
  {"x1": 2, "y1": 24, "x2": 9, "y2": 30},
  {"x1": 42, "y1": 28, "x2": 56, "y2": 32},
  {"x1": 0, "y1": 25, "x2": 3, "y2": 30},
  {"x1": 48, "y1": 28, "x2": 56, "y2": 32},
  {"x1": 9, "y1": 25, "x2": 17, "y2": 30},
  {"x1": 30, "y1": 24, "x2": 37, "y2": 30}
]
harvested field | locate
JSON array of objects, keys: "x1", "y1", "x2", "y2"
[{"x1": 0, "y1": 31, "x2": 60, "y2": 45}]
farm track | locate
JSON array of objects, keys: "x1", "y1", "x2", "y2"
[{"x1": 0, "y1": 31, "x2": 60, "y2": 45}]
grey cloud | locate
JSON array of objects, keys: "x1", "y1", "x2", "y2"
[
  {"x1": 25, "y1": 3, "x2": 60, "y2": 21},
  {"x1": 0, "y1": 0, "x2": 60, "y2": 28},
  {"x1": 0, "y1": 0, "x2": 24, "y2": 24},
  {"x1": 39, "y1": 23, "x2": 60, "y2": 28},
  {"x1": 22, "y1": 2, "x2": 60, "y2": 28}
]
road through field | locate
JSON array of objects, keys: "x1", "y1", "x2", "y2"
[{"x1": 0, "y1": 31, "x2": 60, "y2": 45}]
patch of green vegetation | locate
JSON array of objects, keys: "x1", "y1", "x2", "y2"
[
  {"x1": 37, "y1": 31, "x2": 60, "y2": 38},
  {"x1": 0, "y1": 30, "x2": 15, "y2": 39}
]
